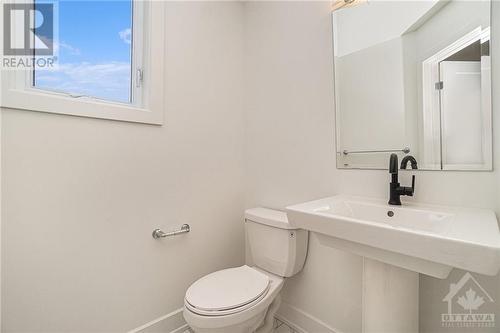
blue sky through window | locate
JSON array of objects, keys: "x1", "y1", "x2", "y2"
[{"x1": 34, "y1": 0, "x2": 133, "y2": 103}]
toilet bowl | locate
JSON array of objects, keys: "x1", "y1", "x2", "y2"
[
  {"x1": 183, "y1": 266, "x2": 284, "y2": 333},
  {"x1": 183, "y1": 208, "x2": 308, "y2": 333}
]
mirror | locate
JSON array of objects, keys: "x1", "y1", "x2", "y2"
[{"x1": 333, "y1": 0, "x2": 492, "y2": 170}]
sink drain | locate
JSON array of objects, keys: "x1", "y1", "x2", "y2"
[{"x1": 387, "y1": 210, "x2": 394, "y2": 217}]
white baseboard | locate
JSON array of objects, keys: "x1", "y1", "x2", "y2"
[
  {"x1": 128, "y1": 308, "x2": 189, "y2": 333},
  {"x1": 129, "y1": 302, "x2": 343, "y2": 333},
  {"x1": 276, "y1": 301, "x2": 345, "y2": 333}
]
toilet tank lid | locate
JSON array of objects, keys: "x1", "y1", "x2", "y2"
[{"x1": 245, "y1": 207, "x2": 296, "y2": 230}]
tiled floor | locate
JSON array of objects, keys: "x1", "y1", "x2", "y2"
[{"x1": 273, "y1": 318, "x2": 297, "y2": 333}]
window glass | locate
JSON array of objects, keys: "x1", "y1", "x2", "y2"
[{"x1": 34, "y1": 0, "x2": 133, "y2": 104}]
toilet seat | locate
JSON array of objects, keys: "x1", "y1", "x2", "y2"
[{"x1": 185, "y1": 265, "x2": 270, "y2": 316}]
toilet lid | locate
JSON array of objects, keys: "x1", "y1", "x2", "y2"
[{"x1": 185, "y1": 265, "x2": 270, "y2": 312}]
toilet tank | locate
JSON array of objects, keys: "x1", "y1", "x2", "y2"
[{"x1": 245, "y1": 208, "x2": 308, "y2": 277}]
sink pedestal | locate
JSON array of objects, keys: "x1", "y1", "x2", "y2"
[
  {"x1": 363, "y1": 258, "x2": 418, "y2": 333},
  {"x1": 315, "y1": 234, "x2": 419, "y2": 332}
]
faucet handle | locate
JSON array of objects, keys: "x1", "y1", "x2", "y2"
[
  {"x1": 401, "y1": 175, "x2": 416, "y2": 197},
  {"x1": 410, "y1": 175, "x2": 416, "y2": 195}
]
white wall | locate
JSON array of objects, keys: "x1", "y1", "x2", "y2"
[
  {"x1": 244, "y1": 1, "x2": 500, "y2": 333},
  {"x1": 1, "y1": 2, "x2": 245, "y2": 332},
  {"x1": 336, "y1": 37, "x2": 408, "y2": 169},
  {"x1": 334, "y1": 0, "x2": 439, "y2": 57},
  {"x1": 244, "y1": 3, "x2": 363, "y2": 332}
]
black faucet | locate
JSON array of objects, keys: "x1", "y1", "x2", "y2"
[
  {"x1": 389, "y1": 153, "x2": 415, "y2": 205},
  {"x1": 400, "y1": 155, "x2": 418, "y2": 170}
]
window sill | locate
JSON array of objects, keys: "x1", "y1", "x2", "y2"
[{"x1": 1, "y1": 87, "x2": 163, "y2": 125}]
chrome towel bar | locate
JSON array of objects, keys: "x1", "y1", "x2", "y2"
[
  {"x1": 152, "y1": 224, "x2": 190, "y2": 239},
  {"x1": 342, "y1": 147, "x2": 410, "y2": 155}
]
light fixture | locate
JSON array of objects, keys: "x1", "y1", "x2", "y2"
[{"x1": 332, "y1": 0, "x2": 368, "y2": 12}]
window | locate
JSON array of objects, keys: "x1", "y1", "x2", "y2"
[{"x1": 1, "y1": 0, "x2": 165, "y2": 124}]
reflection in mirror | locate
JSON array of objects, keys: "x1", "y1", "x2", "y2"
[{"x1": 333, "y1": 0, "x2": 492, "y2": 171}]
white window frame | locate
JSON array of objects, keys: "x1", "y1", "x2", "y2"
[{"x1": 0, "y1": 0, "x2": 165, "y2": 125}]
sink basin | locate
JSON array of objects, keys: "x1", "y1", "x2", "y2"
[
  {"x1": 286, "y1": 195, "x2": 500, "y2": 278},
  {"x1": 314, "y1": 199, "x2": 455, "y2": 234}
]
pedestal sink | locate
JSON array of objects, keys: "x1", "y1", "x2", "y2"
[
  {"x1": 286, "y1": 195, "x2": 500, "y2": 278},
  {"x1": 286, "y1": 195, "x2": 500, "y2": 333}
]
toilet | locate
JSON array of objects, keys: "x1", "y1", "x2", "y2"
[{"x1": 183, "y1": 208, "x2": 308, "y2": 333}]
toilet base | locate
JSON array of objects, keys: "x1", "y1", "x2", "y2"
[
  {"x1": 187, "y1": 295, "x2": 282, "y2": 333},
  {"x1": 255, "y1": 295, "x2": 281, "y2": 333},
  {"x1": 188, "y1": 311, "x2": 266, "y2": 333}
]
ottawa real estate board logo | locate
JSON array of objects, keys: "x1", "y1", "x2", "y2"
[
  {"x1": 2, "y1": 2, "x2": 57, "y2": 69},
  {"x1": 442, "y1": 272, "x2": 495, "y2": 328}
]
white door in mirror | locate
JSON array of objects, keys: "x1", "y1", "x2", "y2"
[{"x1": 440, "y1": 61, "x2": 490, "y2": 170}]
